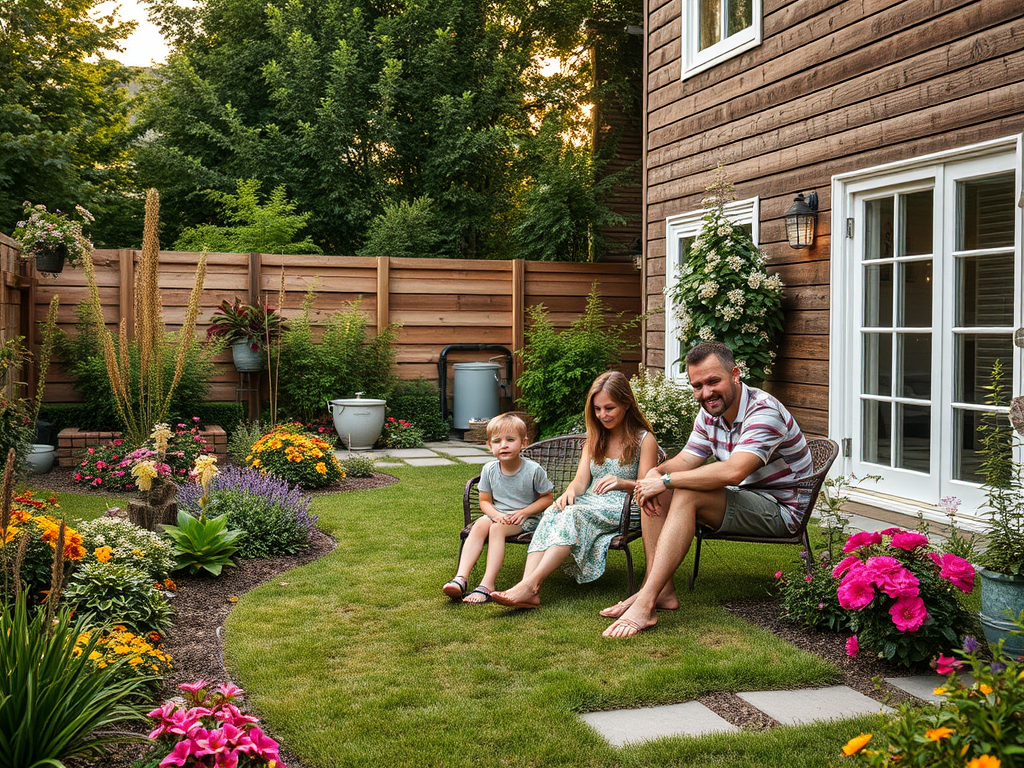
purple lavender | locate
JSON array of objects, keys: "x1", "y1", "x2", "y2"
[{"x1": 962, "y1": 636, "x2": 980, "y2": 654}]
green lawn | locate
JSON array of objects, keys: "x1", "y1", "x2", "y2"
[{"x1": 218, "y1": 464, "x2": 876, "y2": 768}]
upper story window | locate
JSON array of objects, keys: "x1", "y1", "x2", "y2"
[{"x1": 682, "y1": 0, "x2": 762, "y2": 80}]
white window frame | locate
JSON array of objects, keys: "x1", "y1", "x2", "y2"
[
  {"x1": 664, "y1": 197, "x2": 760, "y2": 379},
  {"x1": 829, "y1": 135, "x2": 1024, "y2": 526},
  {"x1": 681, "y1": 0, "x2": 762, "y2": 81}
]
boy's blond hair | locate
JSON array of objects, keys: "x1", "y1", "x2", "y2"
[{"x1": 486, "y1": 413, "x2": 528, "y2": 442}]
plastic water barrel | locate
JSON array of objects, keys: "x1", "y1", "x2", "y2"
[{"x1": 452, "y1": 362, "x2": 501, "y2": 430}]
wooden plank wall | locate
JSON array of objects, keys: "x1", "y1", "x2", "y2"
[
  {"x1": 0, "y1": 232, "x2": 30, "y2": 397},
  {"x1": 643, "y1": 0, "x2": 1024, "y2": 436},
  {"x1": 24, "y1": 251, "x2": 641, "y2": 404}
]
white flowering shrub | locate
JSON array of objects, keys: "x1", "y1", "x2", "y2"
[
  {"x1": 629, "y1": 365, "x2": 700, "y2": 452},
  {"x1": 77, "y1": 516, "x2": 177, "y2": 581},
  {"x1": 665, "y1": 187, "x2": 785, "y2": 383}
]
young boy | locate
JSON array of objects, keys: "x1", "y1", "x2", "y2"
[{"x1": 442, "y1": 413, "x2": 554, "y2": 603}]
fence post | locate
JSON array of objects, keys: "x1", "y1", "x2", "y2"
[
  {"x1": 247, "y1": 252, "x2": 262, "y2": 421},
  {"x1": 376, "y1": 256, "x2": 390, "y2": 332},
  {"x1": 511, "y1": 259, "x2": 525, "y2": 400}
]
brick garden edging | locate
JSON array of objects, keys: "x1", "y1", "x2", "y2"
[{"x1": 57, "y1": 426, "x2": 228, "y2": 468}]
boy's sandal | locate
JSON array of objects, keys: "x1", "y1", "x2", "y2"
[
  {"x1": 442, "y1": 576, "x2": 469, "y2": 599},
  {"x1": 463, "y1": 585, "x2": 493, "y2": 604}
]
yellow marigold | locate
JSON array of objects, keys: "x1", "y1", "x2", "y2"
[
  {"x1": 252, "y1": 458, "x2": 261, "y2": 468},
  {"x1": 967, "y1": 757, "x2": 1000, "y2": 768},
  {"x1": 979, "y1": 683, "x2": 993, "y2": 695},
  {"x1": 842, "y1": 734, "x2": 872, "y2": 756},
  {"x1": 925, "y1": 727, "x2": 953, "y2": 741},
  {"x1": 933, "y1": 687, "x2": 948, "y2": 696},
  {"x1": 129, "y1": 657, "x2": 144, "y2": 666},
  {"x1": 94, "y1": 546, "x2": 113, "y2": 563},
  {"x1": 65, "y1": 544, "x2": 86, "y2": 561},
  {"x1": 88, "y1": 650, "x2": 103, "y2": 661},
  {"x1": 312, "y1": 449, "x2": 324, "y2": 458},
  {"x1": 315, "y1": 462, "x2": 327, "y2": 474},
  {"x1": 3, "y1": 524, "x2": 20, "y2": 544}
]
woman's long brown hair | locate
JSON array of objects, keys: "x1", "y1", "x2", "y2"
[{"x1": 584, "y1": 371, "x2": 654, "y2": 466}]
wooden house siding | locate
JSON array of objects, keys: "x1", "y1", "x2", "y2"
[{"x1": 642, "y1": 0, "x2": 1024, "y2": 437}]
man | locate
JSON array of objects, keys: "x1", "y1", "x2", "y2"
[{"x1": 602, "y1": 341, "x2": 813, "y2": 638}]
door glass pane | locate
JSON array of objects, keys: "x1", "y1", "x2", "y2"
[
  {"x1": 956, "y1": 253, "x2": 1015, "y2": 327},
  {"x1": 954, "y1": 409, "x2": 994, "y2": 483},
  {"x1": 954, "y1": 334, "x2": 1013, "y2": 404},
  {"x1": 862, "y1": 333, "x2": 892, "y2": 396},
  {"x1": 864, "y1": 264, "x2": 893, "y2": 326},
  {"x1": 901, "y1": 190, "x2": 933, "y2": 256},
  {"x1": 699, "y1": 0, "x2": 722, "y2": 49},
  {"x1": 958, "y1": 173, "x2": 1015, "y2": 250},
  {"x1": 899, "y1": 261, "x2": 931, "y2": 327},
  {"x1": 898, "y1": 333, "x2": 930, "y2": 398},
  {"x1": 726, "y1": 0, "x2": 752, "y2": 36},
  {"x1": 862, "y1": 400, "x2": 891, "y2": 466},
  {"x1": 897, "y1": 403, "x2": 930, "y2": 472},
  {"x1": 865, "y1": 197, "x2": 895, "y2": 260}
]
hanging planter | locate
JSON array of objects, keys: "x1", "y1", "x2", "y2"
[{"x1": 34, "y1": 244, "x2": 69, "y2": 274}]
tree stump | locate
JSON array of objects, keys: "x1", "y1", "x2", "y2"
[{"x1": 127, "y1": 482, "x2": 179, "y2": 531}]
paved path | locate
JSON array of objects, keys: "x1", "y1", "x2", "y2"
[{"x1": 338, "y1": 437, "x2": 949, "y2": 746}]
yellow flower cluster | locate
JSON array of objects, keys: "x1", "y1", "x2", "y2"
[
  {"x1": 75, "y1": 625, "x2": 173, "y2": 676},
  {"x1": 246, "y1": 425, "x2": 344, "y2": 488},
  {"x1": 33, "y1": 515, "x2": 86, "y2": 561}
]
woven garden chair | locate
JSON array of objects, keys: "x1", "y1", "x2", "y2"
[
  {"x1": 460, "y1": 434, "x2": 666, "y2": 595},
  {"x1": 687, "y1": 437, "x2": 840, "y2": 591}
]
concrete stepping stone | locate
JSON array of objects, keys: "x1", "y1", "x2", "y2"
[
  {"x1": 385, "y1": 448, "x2": 441, "y2": 458},
  {"x1": 886, "y1": 673, "x2": 975, "y2": 703},
  {"x1": 737, "y1": 685, "x2": 892, "y2": 725},
  {"x1": 404, "y1": 457, "x2": 455, "y2": 466},
  {"x1": 430, "y1": 444, "x2": 491, "y2": 456},
  {"x1": 580, "y1": 702, "x2": 738, "y2": 747}
]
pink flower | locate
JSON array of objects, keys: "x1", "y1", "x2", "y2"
[
  {"x1": 846, "y1": 635, "x2": 859, "y2": 657},
  {"x1": 159, "y1": 736, "x2": 203, "y2": 767},
  {"x1": 880, "y1": 527, "x2": 902, "y2": 535},
  {"x1": 889, "y1": 595, "x2": 928, "y2": 632},
  {"x1": 236, "y1": 727, "x2": 282, "y2": 764},
  {"x1": 74, "y1": 472, "x2": 82, "y2": 481},
  {"x1": 843, "y1": 531, "x2": 882, "y2": 553},
  {"x1": 87, "y1": 447, "x2": 95, "y2": 454},
  {"x1": 96, "y1": 460, "x2": 108, "y2": 470},
  {"x1": 217, "y1": 682, "x2": 244, "y2": 699},
  {"x1": 873, "y1": 566, "x2": 920, "y2": 599},
  {"x1": 192, "y1": 416, "x2": 201, "y2": 422},
  {"x1": 774, "y1": 571, "x2": 783, "y2": 579},
  {"x1": 805, "y1": 574, "x2": 813, "y2": 582},
  {"x1": 889, "y1": 530, "x2": 930, "y2": 551},
  {"x1": 113, "y1": 438, "x2": 123, "y2": 445},
  {"x1": 179, "y1": 680, "x2": 208, "y2": 694},
  {"x1": 837, "y1": 576, "x2": 876, "y2": 610},
  {"x1": 935, "y1": 653, "x2": 962, "y2": 675},
  {"x1": 934, "y1": 553, "x2": 975, "y2": 593},
  {"x1": 832, "y1": 555, "x2": 862, "y2": 578}
]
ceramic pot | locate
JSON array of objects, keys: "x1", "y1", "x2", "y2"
[
  {"x1": 231, "y1": 340, "x2": 264, "y2": 371},
  {"x1": 34, "y1": 244, "x2": 68, "y2": 274},
  {"x1": 978, "y1": 566, "x2": 1024, "y2": 658},
  {"x1": 328, "y1": 397, "x2": 386, "y2": 450},
  {"x1": 26, "y1": 444, "x2": 56, "y2": 474}
]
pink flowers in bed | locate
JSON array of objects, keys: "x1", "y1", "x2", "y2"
[{"x1": 834, "y1": 528, "x2": 974, "y2": 634}]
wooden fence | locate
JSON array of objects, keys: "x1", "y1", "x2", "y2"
[{"x1": 6, "y1": 247, "x2": 641, "y2": 407}]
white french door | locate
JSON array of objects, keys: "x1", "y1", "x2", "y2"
[{"x1": 836, "y1": 141, "x2": 1022, "y2": 519}]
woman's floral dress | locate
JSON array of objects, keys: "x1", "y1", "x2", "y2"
[{"x1": 527, "y1": 433, "x2": 648, "y2": 583}]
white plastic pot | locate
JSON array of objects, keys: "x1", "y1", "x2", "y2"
[
  {"x1": 328, "y1": 396, "x2": 386, "y2": 450},
  {"x1": 26, "y1": 444, "x2": 56, "y2": 474}
]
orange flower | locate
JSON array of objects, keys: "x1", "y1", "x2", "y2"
[
  {"x1": 967, "y1": 756, "x2": 1000, "y2": 768},
  {"x1": 164, "y1": 578, "x2": 177, "y2": 591},
  {"x1": 925, "y1": 727, "x2": 953, "y2": 741},
  {"x1": 979, "y1": 683, "x2": 993, "y2": 695},
  {"x1": 842, "y1": 734, "x2": 872, "y2": 756}
]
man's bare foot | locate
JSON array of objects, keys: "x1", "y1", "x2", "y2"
[
  {"x1": 490, "y1": 582, "x2": 540, "y2": 609},
  {"x1": 602, "y1": 604, "x2": 657, "y2": 637},
  {"x1": 599, "y1": 592, "x2": 679, "y2": 618}
]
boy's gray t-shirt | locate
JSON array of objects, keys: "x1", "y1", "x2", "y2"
[{"x1": 478, "y1": 458, "x2": 553, "y2": 514}]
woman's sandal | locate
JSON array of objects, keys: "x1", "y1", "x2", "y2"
[
  {"x1": 462, "y1": 585, "x2": 493, "y2": 604},
  {"x1": 442, "y1": 576, "x2": 469, "y2": 599}
]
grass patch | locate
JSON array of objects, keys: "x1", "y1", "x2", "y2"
[
  {"x1": 20, "y1": 484, "x2": 127, "y2": 524},
  {"x1": 225, "y1": 464, "x2": 865, "y2": 767}
]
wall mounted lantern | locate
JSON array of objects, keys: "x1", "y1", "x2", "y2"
[
  {"x1": 629, "y1": 237, "x2": 643, "y2": 271},
  {"x1": 785, "y1": 192, "x2": 818, "y2": 249}
]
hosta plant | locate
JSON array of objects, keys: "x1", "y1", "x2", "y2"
[
  {"x1": 62, "y1": 561, "x2": 174, "y2": 635},
  {"x1": 162, "y1": 511, "x2": 242, "y2": 576},
  {"x1": 0, "y1": 591, "x2": 151, "y2": 767}
]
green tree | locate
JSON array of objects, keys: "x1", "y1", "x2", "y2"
[
  {"x1": 0, "y1": 0, "x2": 139, "y2": 246},
  {"x1": 173, "y1": 178, "x2": 323, "y2": 254}
]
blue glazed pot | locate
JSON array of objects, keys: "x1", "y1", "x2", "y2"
[
  {"x1": 978, "y1": 567, "x2": 1024, "y2": 658},
  {"x1": 231, "y1": 341, "x2": 264, "y2": 372}
]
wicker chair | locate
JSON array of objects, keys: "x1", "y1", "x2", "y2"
[
  {"x1": 687, "y1": 437, "x2": 840, "y2": 592},
  {"x1": 460, "y1": 434, "x2": 665, "y2": 595}
]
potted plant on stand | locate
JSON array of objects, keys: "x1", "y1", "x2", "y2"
[
  {"x1": 206, "y1": 297, "x2": 283, "y2": 371},
  {"x1": 976, "y1": 359, "x2": 1024, "y2": 657},
  {"x1": 12, "y1": 201, "x2": 94, "y2": 274}
]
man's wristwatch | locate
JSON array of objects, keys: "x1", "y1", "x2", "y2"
[{"x1": 661, "y1": 473, "x2": 672, "y2": 488}]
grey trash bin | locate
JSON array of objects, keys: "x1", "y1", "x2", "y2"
[{"x1": 452, "y1": 362, "x2": 501, "y2": 430}]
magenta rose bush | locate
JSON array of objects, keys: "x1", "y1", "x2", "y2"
[
  {"x1": 144, "y1": 680, "x2": 284, "y2": 768},
  {"x1": 836, "y1": 528, "x2": 977, "y2": 667}
]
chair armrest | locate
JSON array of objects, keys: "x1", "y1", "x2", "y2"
[{"x1": 463, "y1": 476, "x2": 482, "y2": 528}]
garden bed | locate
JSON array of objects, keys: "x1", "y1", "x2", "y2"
[{"x1": 57, "y1": 426, "x2": 228, "y2": 467}]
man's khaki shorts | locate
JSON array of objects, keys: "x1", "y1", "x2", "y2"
[{"x1": 715, "y1": 487, "x2": 792, "y2": 537}]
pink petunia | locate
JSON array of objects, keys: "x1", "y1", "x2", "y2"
[
  {"x1": 870, "y1": 564, "x2": 920, "y2": 599},
  {"x1": 846, "y1": 635, "x2": 859, "y2": 657},
  {"x1": 832, "y1": 554, "x2": 863, "y2": 579},
  {"x1": 159, "y1": 736, "x2": 202, "y2": 768},
  {"x1": 179, "y1": 680, "x2": 208, "y2": 694},
  {"x1": 889, "y1": 595, "x2": 928, "y2": 632},
  {"x1": 837, "y1": 576, "x2": 876, "y2": 610},
  {"x1": 880, "y1": 527, "x2": 902, "y2": 536},
  {"x1": 237, "y1": 727, "x2": 283, "y2": 764},
  {"x1": 934, "y1": 552, "x2": 975, "y2": 593},
  {"x1": 843, "y1": 531, "x2": 883, "y2": 553},
  {"x1": 889, "y1": 530, "x2": 930, "y2": 551},
  {"x1": 935, "y1": 653, "x2": 962, "y2": 675}
]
